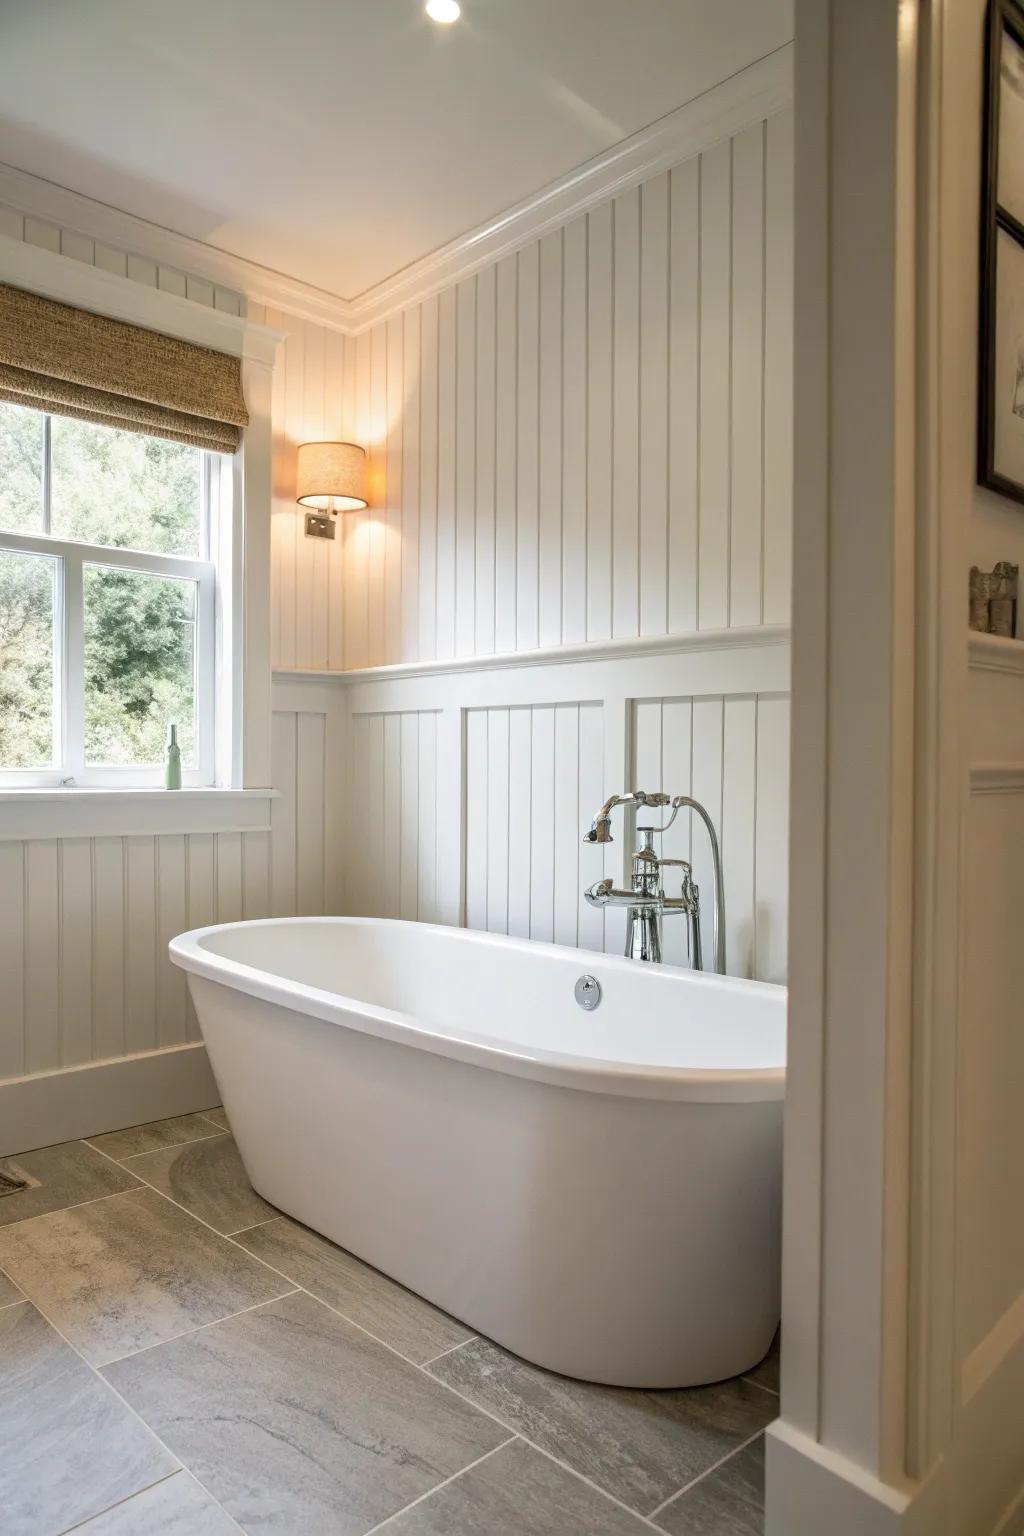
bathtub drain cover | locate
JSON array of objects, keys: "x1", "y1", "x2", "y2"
[{"x1": 574, "y1": 974, "x2": 602, "y2": 1011}]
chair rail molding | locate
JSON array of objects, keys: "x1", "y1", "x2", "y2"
[
  {"x1": 967, "y1": 631, "x2": 1024, "y2": 674},
  {"x1": 0, "y1": 43, "x2": 792, "y2": 334}
]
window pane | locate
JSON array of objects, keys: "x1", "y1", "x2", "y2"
[
  {"x1": 0, "y1": 402, "x2": 44, "y2": 532},
  {"x1": 0, "y1": 550, "x2": 56, "y2": 768},
  {"x1": 51, "y1": 418, "x2": 201, "y2": 556},
  {"x1": 84, "y1": 565, "x2": 196, "y2": 766}
]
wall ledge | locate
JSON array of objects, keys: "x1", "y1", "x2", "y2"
[
  {"x1": 0, "y1": 787, "x2": 276, "y2": 841},
  {"x1": 969, "y1": 762, "x2": 1024, "y2": 795},
  {"x1": 274, "y1": 624, "x2": 792, "y2": 688},
  {"x1": 967, "y1": 630, "x2": 1024, "y2": 674}
]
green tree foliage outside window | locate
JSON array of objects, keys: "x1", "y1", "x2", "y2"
[{"x1": 0, "y1": 403, "x2": 202, "y2": 770}]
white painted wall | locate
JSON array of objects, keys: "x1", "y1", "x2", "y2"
[
  {"x1": 334, "y1": 631, "x2": 790, "y2": 981},
  {"x1": 769, "y1": 1, "x2": 1024, "y2": 1531},
  {"x1": 0, "y1": 691, "x2": 335, "y2": 1081},
  {"x1": 0, "y1": 59, "x2": 793, "y2": 1152},
  {"x1": 269, "y1": 108, "x2": 793, "y2": 671}
]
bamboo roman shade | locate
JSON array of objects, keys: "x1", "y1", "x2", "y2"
[{"x1": 0, "y1": 283, "x2": 249, "y2": 453}]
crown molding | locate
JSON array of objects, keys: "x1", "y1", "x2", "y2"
[
  {"x1": 0, "y1": 161, "x2": 353, "y2": 333},
  {"x1": 343, "y1": 43, "x2": 793, "y2": 331},
  {"x1": 0, "y1": 42, "x2": 792, "y2": 336}
]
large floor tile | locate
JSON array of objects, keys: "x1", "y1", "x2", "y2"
[
  {"x1": 0, "y1": 1269, "x2": 22, "y2": 1307},
  {"x1": 383, "y1": 1437, "x2": 651, "y2": 1535},
  {"x1": 654, "y1": 1435, "x2": 764, "y2": 1534},
  {"x1": 235, "y1": 1216, "x2": 475, "y2": 1365},
  {"x1": 0, "y1": 1186, "x2": 294, "y2": 1366},
  {"x1": 202, "y1": 1108, "x2": 229, "y2": 1131},
  {"x1": 70, "y1": 1470, "x2": 240, "y2": 1534},
  {"x1": 0, "y1": 1140, "x2": 140, "y2": 1229},
  {"x1": 127, "y1": 1133, "x2": 276, "y2": 1235},
  {"x1": 105, "y1": 1289, "x2": 509, "y2": 1536},
  {"x1": 87, "y1": 1115, "x2": 222, "y2": 1162},
  {"x1": 0, "y1": 1301, "x2": 175, "y2": 1536},
  {"x1": 429, "y1": 1338, "x2": 776, "y2": 1516}
]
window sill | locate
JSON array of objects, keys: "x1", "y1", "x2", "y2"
[{"x1": 0, "y1": 787, "x2": 277, "y2": 841}]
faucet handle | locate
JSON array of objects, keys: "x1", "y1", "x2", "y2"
[{"x1": 657, "y1": 857, "x2": 696, "y2": 909}]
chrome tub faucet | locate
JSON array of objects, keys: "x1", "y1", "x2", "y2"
[{"x1": 582, "y1": 791, "x2": 726, "y2": 971}]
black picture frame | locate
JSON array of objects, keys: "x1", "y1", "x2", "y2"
[{"x1": 979, "y1": 0, "x2": 1024, "y2": 504}]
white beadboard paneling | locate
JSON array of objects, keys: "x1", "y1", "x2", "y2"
[
  {"x1": 494, "y1": 255, "x2": 519, "y2": 654},
  {"x1": 474, "y1": 264, "x2": 497, "y2": 656},
  {"x1": 754, "y1": 693, "x2": 790, "y2": 983},
  {"x1": 0, "y1": 697, "x2": 318, "y2": 1084},
  {"x1": 345, "y1": 708, "x2": 441, "y2": 921},
  {"x1": 629, "y1": 691, "x2": 789, "y2": 980},
  {"x1": 25, "y1": 841, "x2": 59, "y2": 1073},
  {"x1": 586, "y1": 199, "x2": 615, "y2": 645},
  {"x1": 538, "y1": 231, "x2": 563, "y2": 650},
  {"x1": 436, "y1": 289, "x2": 457, "y2": 662},
  {"x1": 698, "y1": 138, "x2": 733, "y2": 631},
  {"x1": 562, "y1": 215, "x2": 588, "y2": 647},
  {"x1": 465, "y1": 702, "x2": 605, "y2": 952},
  {"x1": 0, "y1": 843, "x2": 25, "y2": 1078},
  {"x1": 763, "y1": 104, "x2": 795, "y2": 625},
  {"x1": 265, "y1": 111, "x2": 791, "y2": 674},
  {"x1": 156, "y1": 835, "x2": 187, "y2": 1048},
  {"x1": 418, "y1": 297, "x2": 440, "y2": 666},
  {"x1": 729, "y1": 122, "x2": 766, "y2": 628},
  {"x1": 269, "y1": 707, "x2": 329, "y2": 920},
  {"x1": 612, "y1": 185, "x2": 641, "y2": 640},
  {"x1": 58, "y1": 839, "x2": 93, "y2": 1066},
  {"x1": 455, "y1": 277, "x2": 477, "y2": 659},
  {"x1": 668, "y1": 157, "x2": 700, "y2": 634},
  {"x1": 295, "y1": 712, "x2": 326, "y2": 914},
  {"x1": 124, "y1": 836, "x2": 157, "y2": 1056},
  {"x1": 185, "y1": 833, "x2": 216, "y2": 1042},
  {"x1": 92, "y1": 838, "x2": 126, "y2": 1061},
  {"x1": 516, "y1": 243, "x2": 540, "y2": 652},
  {"x1": 639, "y1": 172, "x2": 670, "y2": 639}
]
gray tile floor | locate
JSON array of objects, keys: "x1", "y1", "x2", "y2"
[{"x1": 0, "y1": 1113, "x2": 778, "y2": 1535}]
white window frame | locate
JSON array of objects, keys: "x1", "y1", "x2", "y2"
[
  {"x1": 0, "y1": 232, "x2": 280, "y2": 815},
  {"x1": 0, "y1": 416, "x2": 217, "y2": 788}
]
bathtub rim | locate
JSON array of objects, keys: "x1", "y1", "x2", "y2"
[{"x1": 171, "y1": 915, "x2": 786, "y2": 1104}]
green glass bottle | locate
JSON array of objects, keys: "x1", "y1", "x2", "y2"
[{"x1": 165, "y1": 723, "x2": 182, "y2": 791}]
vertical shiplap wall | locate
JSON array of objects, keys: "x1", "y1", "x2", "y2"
[
  {"x1": 464, "y1": 704, "x2": 607, "y2": 952},
  {"x1": 0, "y1": 829, "x2": 269, "y2": 1077},
  {"x1": 632, "y1": 693, "x2": 789, "y2": 980},
  {"x1": 0, "y1": 108, "x2": 794, "y2": 676},
  {"x1": 0, "y1": 695, "x2": 329, "y2": 1078},
  {"x1": 305, "y1": 107, "x2": 793, "y2": 673},
  {"x1": 346, "y1": 711, "x2": 443, "y2": 922}
]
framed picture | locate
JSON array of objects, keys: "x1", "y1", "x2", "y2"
[{"x1": 979, "y1": 0, "x2": 1024, "y2": 503}]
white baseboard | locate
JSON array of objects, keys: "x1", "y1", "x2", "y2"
[
  {"x1": 0, "y1": 1044, "x2": 219, "y2": 1155},
  {"x1": 765, "y1": 1421, "x2": 917, "y2": 1536}
]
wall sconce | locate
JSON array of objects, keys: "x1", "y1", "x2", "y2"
[{"x1": 297, "y1": 441, "x2": 368, "y2": 539}]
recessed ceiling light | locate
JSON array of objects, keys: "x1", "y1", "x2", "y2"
[{"x1": 426, "y1": 0, "x2": 460, "y2": 22}]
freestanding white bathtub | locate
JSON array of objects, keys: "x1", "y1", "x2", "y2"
[{"x1": 170, "y1": 916, "x2": 785, "y2": 1389}]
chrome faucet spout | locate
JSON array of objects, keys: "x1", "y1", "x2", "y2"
[{"x1": 582, "y1": 790, "x2": 670, "y2": 844}]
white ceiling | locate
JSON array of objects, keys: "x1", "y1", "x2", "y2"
[{"x1": 0, "y1": 0, "x2": 792, "y2": 300}]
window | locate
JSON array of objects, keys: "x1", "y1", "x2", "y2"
[{"x1": 0, "y1": 401, "x2": 216, "y2": 786}]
